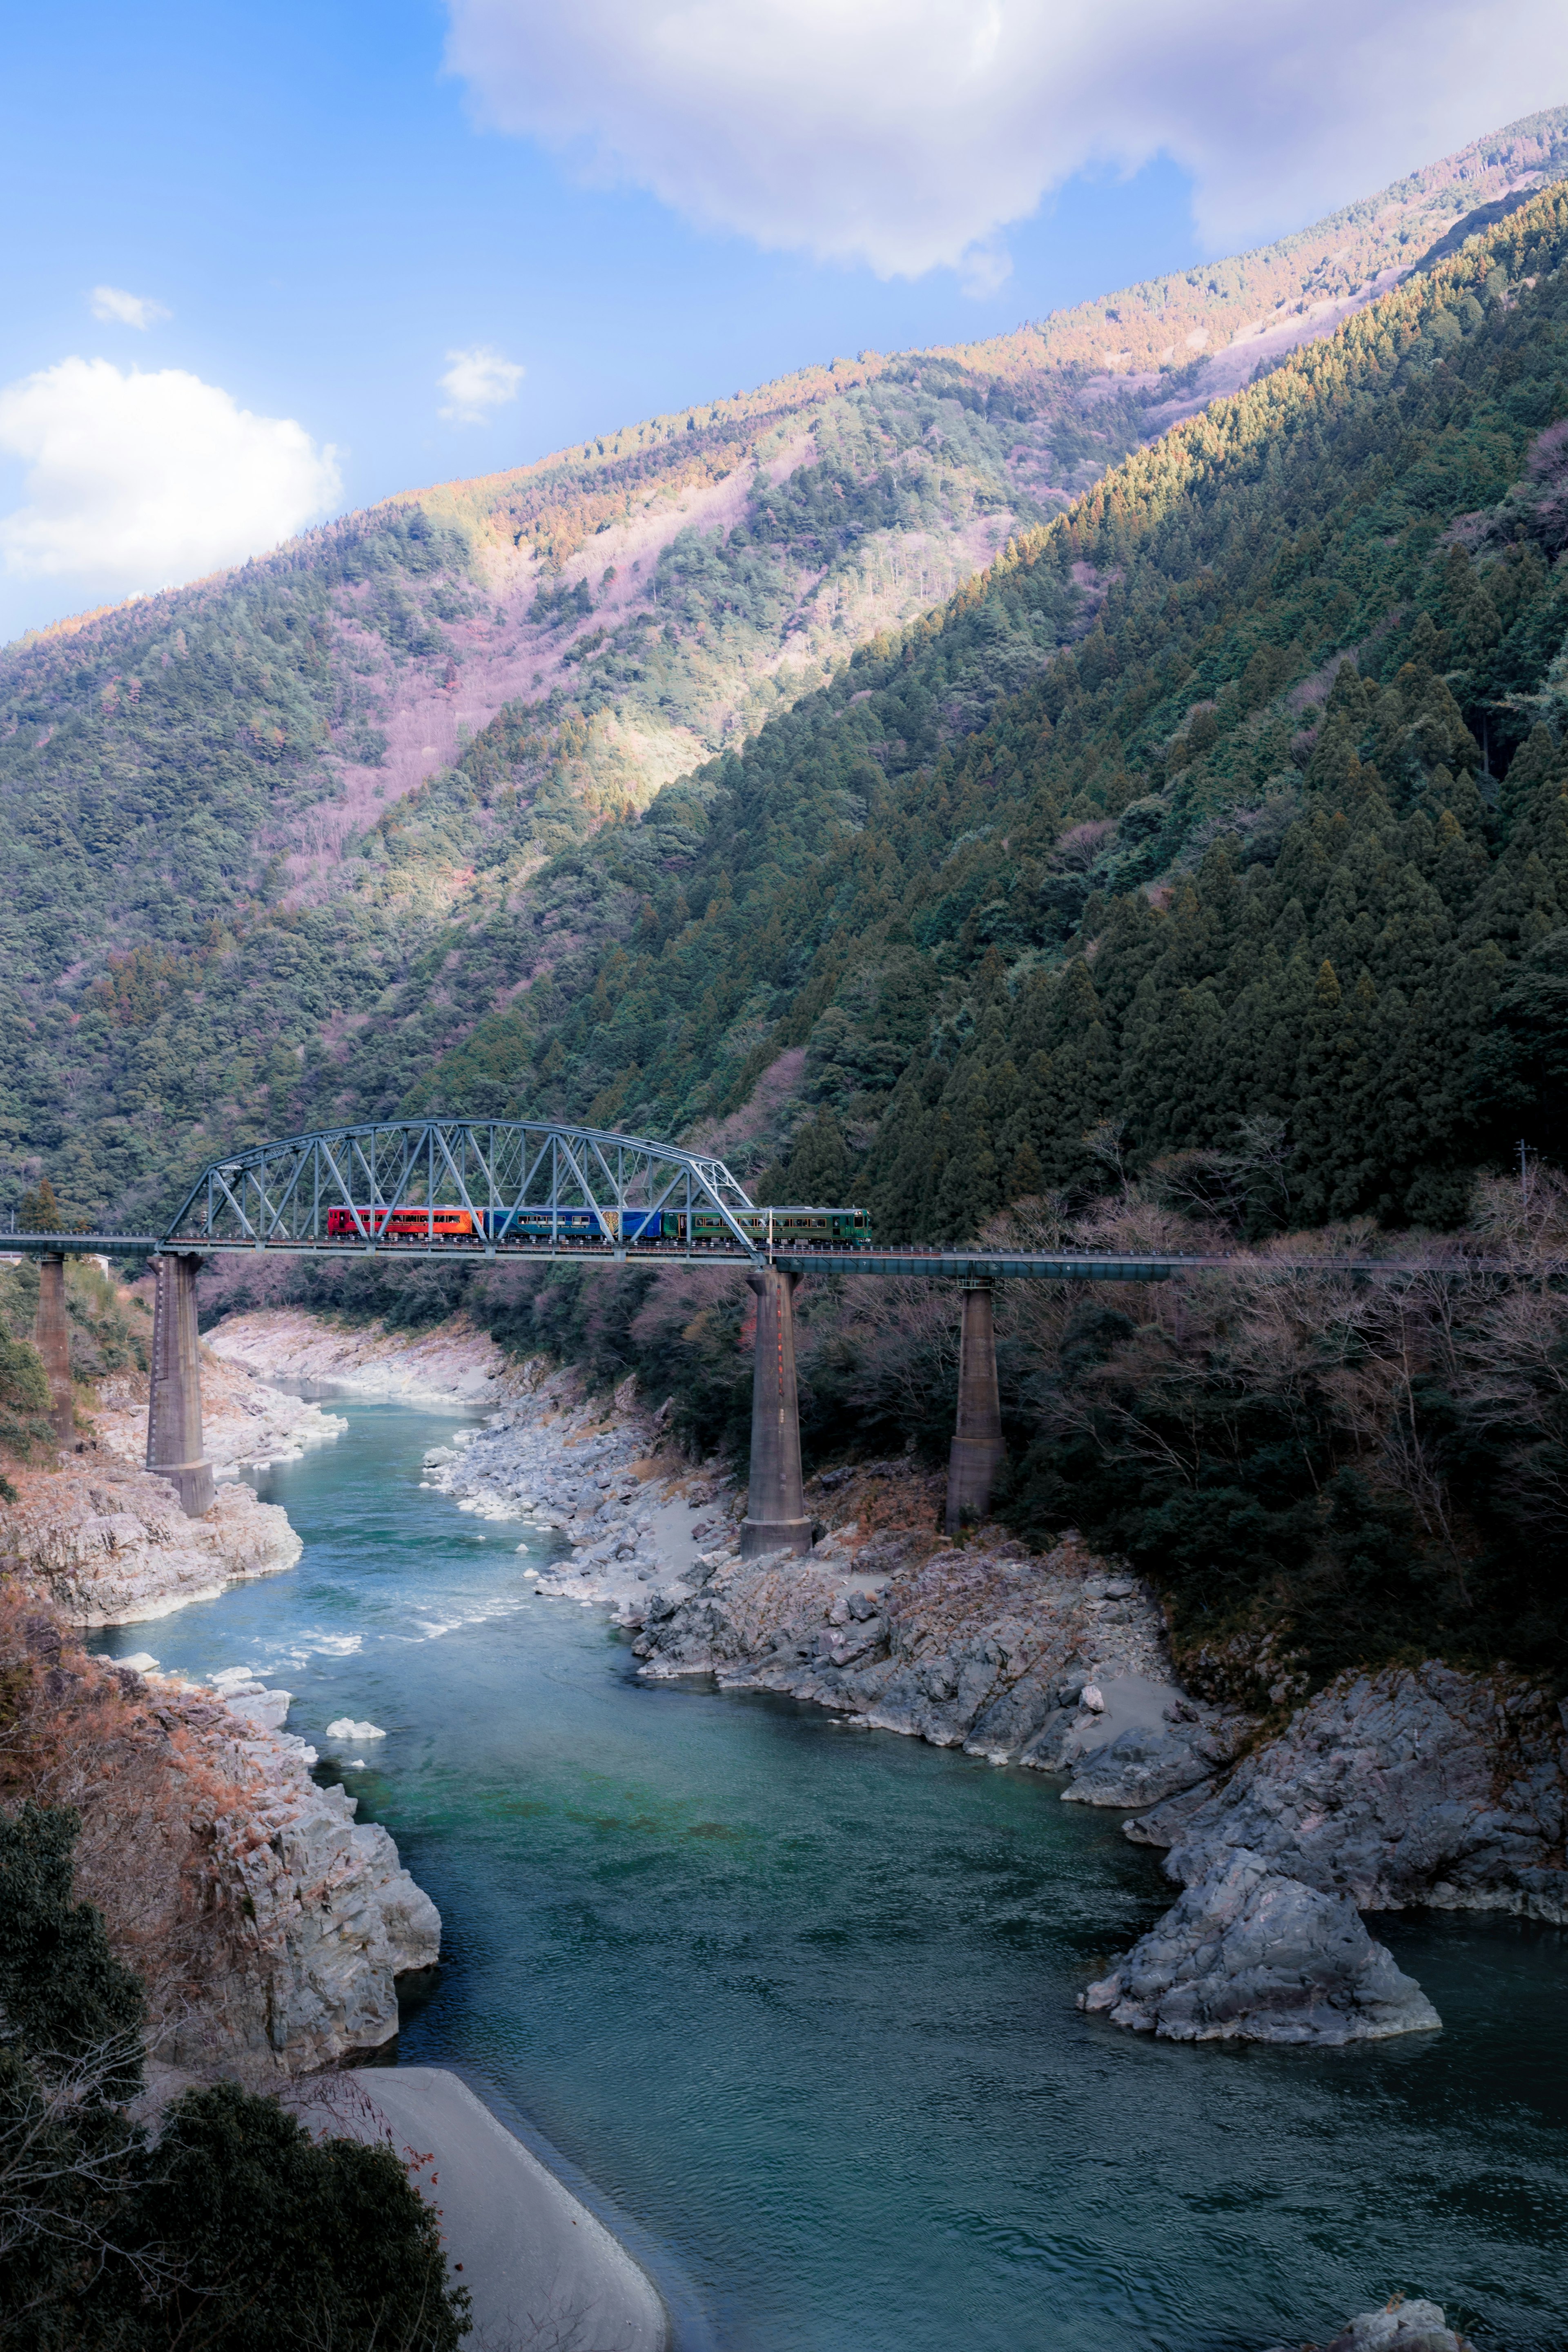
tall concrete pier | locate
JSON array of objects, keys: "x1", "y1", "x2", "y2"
[
  {"x1": 34, "y1": 1252, "x2": 74, "y2": 1448},
  {"x1": 146, "y1": 1252, "x2": 214, "y2": 1518},
  {"x1": 740, "y1": 1267, "x2": 812, "y2": 1560},
  {"x1": 944, "y1": 1280, "x2": 1004, "y2": 1533}
]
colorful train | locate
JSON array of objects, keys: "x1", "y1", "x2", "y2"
[{"x1": 323, "y1": 1204, "x2": 873, "y2": 1247}]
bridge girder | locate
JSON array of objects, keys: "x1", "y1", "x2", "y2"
[{"x1": 161, "y1": 1118, "x2": 762, "y2": 1258}]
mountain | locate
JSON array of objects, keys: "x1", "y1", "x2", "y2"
[
  {"x1": 358, "y1": 168, "x2": 1568, "y2": 1690},
  {"x1": 437, "y1": 172, "x2": 1568, "y2": 1245},
  {"x1": 3, "y1": 109, "x2": 1568, "y2": 1227}
]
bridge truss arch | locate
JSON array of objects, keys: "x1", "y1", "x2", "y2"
[{"x1": 162, "y1": 1119, "x2": 761, "y2": 1258}]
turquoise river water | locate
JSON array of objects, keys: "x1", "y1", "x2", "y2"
[{"x1": 90, "y1": 1397, "x2": 1568, "y2": 2352}]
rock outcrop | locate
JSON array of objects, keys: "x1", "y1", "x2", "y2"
[
  {"x1": 0, "y1": 1460, "x2": 302, "y2": 1626},
  {"x1": 1081, "y1": 1658, "x2": 1568, "y2": 2047},
  {"x1": 159, "y1": 1668, "x2": 441, "y2": 2069},
  {"x1": 1130, "y1": 1662, "x2": 1568, "y2": 1926},
  {"x1": 633, "y1": 1532, "x2": 1252, "y2": 1802},
  {"x1": 0, "y1": 1596, "x2": 439, "y2": 2075},
  {"x1": 1081, "y1": 1848, "x2": 1441, "y2": 2044}
]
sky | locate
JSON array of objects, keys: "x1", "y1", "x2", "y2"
[{"x1": 1, "y1": 0, "x2": 1561, "y2": 646}]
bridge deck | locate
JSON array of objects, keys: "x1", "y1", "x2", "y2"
[{"x1": 0, "y1": 1232, "x2": 1522, "y2": 1279}]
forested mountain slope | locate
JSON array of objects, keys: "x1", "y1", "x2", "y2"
[
  {"x1": 3, "y1": 109, "x2": 1566, "y2": 1226},
  {"x1": 422, "y1": 179, "x2": 1568, "y2": 1243}
]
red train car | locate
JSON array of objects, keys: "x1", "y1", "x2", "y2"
[{"x1": 325, "y1": 1206, "x2": 481, "y2": 1241}]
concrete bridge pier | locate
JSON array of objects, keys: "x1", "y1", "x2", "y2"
[
  {"x1": 740, "y1": 1267, "x2": 812, "y2": 1560},
  {"x1": 945, "y1": 1280, "x2": 1004, "y2": 1534},
  {"x1": 146, "y1": 1252, "x2": 214, "y2": 1518},
  {"x1": 34, "y1": 1252, "x2": 75, "y2": 1448}
]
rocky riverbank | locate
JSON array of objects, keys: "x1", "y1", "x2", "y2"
[
  {"x1": 0, "y1": 1458, "x2": 302, "y2": 1625},
  {"x1": 1, "y1": 1311, "x2": 443, "y2": 2075},
  {"x1": 205, "y1": 1305, "x2": 515, "y2": 1410},
  {"x1": 641, "y1": 1511, "x2": 1568, "y2": 2040},
  {"x1": 94, "y1": 1347, "x2": 348, "y2": 1478},
  {"x1": 0, "y1": 1310, "x2": 345, "y2": 1629},
  {"x1": 142, "y1": 1657, "x2": 441, "y2": 2071},
  {"x1": 0, "y1": 1596, "x2": 438, "y2": 2074},
  {"x1": 1080, "y1": 1659, "x2": 1568, "y2": 2042},
  {"x1": 183, "y1": 1310, "x2": 1568, "y2": 2049}
]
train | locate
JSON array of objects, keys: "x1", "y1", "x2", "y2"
[{"x1": 323, "y1": 1204, "x2": 873, "y2": 1247}]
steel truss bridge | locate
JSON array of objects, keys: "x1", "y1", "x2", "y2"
[
  {"x1": 2, "y1": 1116, "x2": 1518, "y2": 1283},
  {"x1": 167, "y1": 1118, "x2": 764, "y2": 1260},
  {"x1": 8, "y1": 1116, "x2": 1533, "y2": 1542}
]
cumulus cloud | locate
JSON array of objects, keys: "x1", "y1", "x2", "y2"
[
  {"x1": 444, "y1": 0, "x2": 1561, "y2": 282},
  {"x1": 89, "y1": 285, "x2": 171, "y2": 329},
  {"x1": 0, "y1": 357, "x2": 341, "y2": 588},
  {"x1": 439, "y1": 344, "x2": 526, "y2": 422}
]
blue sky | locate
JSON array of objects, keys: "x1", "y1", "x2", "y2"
[{"x1": 1, "y1": 0, "x2": 1554, "y2": 644}]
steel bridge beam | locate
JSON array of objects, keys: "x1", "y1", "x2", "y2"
[{"x1": 160, "y1": 1118, "x2": 762, "y2": 1256}]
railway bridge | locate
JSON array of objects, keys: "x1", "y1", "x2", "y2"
[{"x1": 7, "y1": 1116, "x2": 1477, "y2": 1555}]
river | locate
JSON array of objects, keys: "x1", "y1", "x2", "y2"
[{"x1": 90, "y1": 1396, "x2": 1568, "y2": 2352}]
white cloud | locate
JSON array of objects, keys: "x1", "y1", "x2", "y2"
[
  {"x1": 89, "y1": 285, "x2": 171, "y2": 329},
  {"x1": 444, "y1": 0, "x2": 1564, "y2": 282},
  {"x1": 0, "y1": 357, "x2": 341, "y2": 588},
  {"x1": 439, "y1": 344, "x2": 526, "y2": 422}
]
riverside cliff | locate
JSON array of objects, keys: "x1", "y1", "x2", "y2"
[
  {"x1": 0, "y1": 1592, "x2": 440, "y2": 2076},
  {"x1": 0, "y1": 1316, "x2": 442, "y2": 2077}
]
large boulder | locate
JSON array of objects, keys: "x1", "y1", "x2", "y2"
[
  {"x1": 1259, "y1": 2299, "x2": 1470, "y2": 2352},
  {"x1": 1322, "y1": 2302, "x2": 1467, "y2": 2352},
  {"x1": 1081, "y1": 1849, "x2": 1441, "y2": 2045}
]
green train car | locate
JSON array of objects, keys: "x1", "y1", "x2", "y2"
[
  {"x1": 703, "y1": 1205, "x2": 871, "y2": 1247},
  {"x1": 618, "y1": 1204, "x2": 873, "y2": 1246}
]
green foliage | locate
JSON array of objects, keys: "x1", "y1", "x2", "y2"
[
  {"x1": 0, "y1": 1333, "x2": 49, "y2": 1419},
  {"x1": 0, "y1": 1803, "x2": 144, "y2": 2094},
  {"x1": 0, "y1": 1804, "x2": 469, "y2": 2352},
  {"x1": 115, "y1": 2083, "x2": 467, "y2": 2352},
  {"x1": 0, "y1": 1269, "x2": 54, "y2": 1457},
  {"x1": 284, "y1": 1254, "x2": 473, "y2": 1332},
  {"x1": 7, "y1": 126, "x2": 1565, "y2": 1235},
  {"x1": 17, "y1": 1181, "x2": 60, "y2": 1232}
]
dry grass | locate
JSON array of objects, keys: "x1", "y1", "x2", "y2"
[{"x1": 0, "y1": 1588, "x2": 270, "y2": 2071}]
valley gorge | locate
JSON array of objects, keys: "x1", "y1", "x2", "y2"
[{"x1": 7, "y1": 96, "x2": 1568, "y2": 2352}]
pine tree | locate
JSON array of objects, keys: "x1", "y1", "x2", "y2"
[
  {"x1": 783, "y1": 1105, "x2": 852, "y2": 1203},
  {"x1": 18, "y1": 1178, "x2": 62, "y2": 1232},
  {"x1": 1498, "y1": 722, "x2": 1565, "y2": 832}
]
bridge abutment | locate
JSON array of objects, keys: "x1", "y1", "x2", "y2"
[
  {"x1": 34, "y1": 1252, "x2": 74, "y2": 1448},
  {"x1": 945, "y1": 1280, "x2": 1004, "y2": 1534},
  {"x1": 146, "y1": 1252, "x2": 214, "y2": 1518},
  {"x1": 740, "y1": 1267, "x2": 812, "y2": 1560}
]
